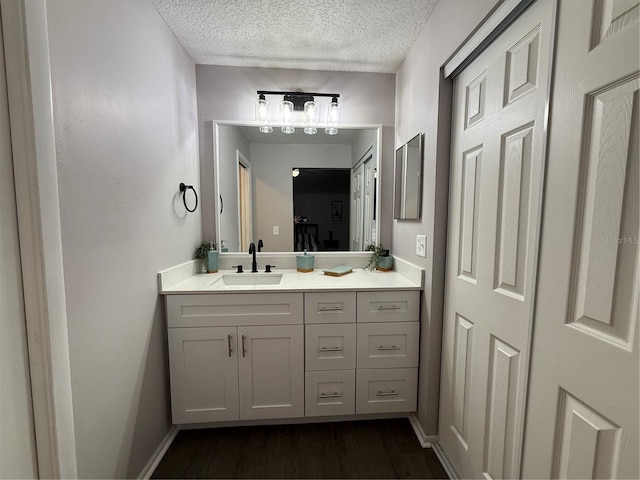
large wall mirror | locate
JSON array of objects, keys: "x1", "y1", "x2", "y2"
[
  {"x1": 213, "y1": 122, "x2": 381, "y2": 253},
  {"x1": 394, "y1": 132, "x2": 424, "y2": 220}
]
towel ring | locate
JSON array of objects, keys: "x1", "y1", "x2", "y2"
[{"x1": 179, "y1": 183, "x2": 198, "y2": 213}]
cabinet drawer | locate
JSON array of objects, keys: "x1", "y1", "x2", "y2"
[
  {"x1": 305, "y1": 324, "x2": 356, "y2": 371},
  {"x1": 304, "y1": 292, "x2": 356, "y2": 324},
  {"x1": 356, "y1": 322, "x2": 419, "y2": 368},
  {"x1": 356, "y1": 368, "x2": 417, "y2": 414},
  {"x1": 167, "y1": 293, "x2": 303, "y2": 327},
  {"x1": 356, "y1": 291, "x2": 419, "y2": 323},
  {"x1": 305, "y1": 370, "x2": 355, "y2": 417}
]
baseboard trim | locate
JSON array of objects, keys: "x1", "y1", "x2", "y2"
[
  {"x1": 408, "y1": 413, "x2": 438, "y2": 447},
  {"x1": 138, "y1": 425, "x2": 178, "y2": 479},
  {"x1": 432, "y1": 442, "x2": 459, "y2": 480}
]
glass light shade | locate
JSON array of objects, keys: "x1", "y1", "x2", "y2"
[
  {"x1": 280, "y1": 99, "x2": 295, "y2": 134},
  {"x1": 325, "y1": 98, "x2": 340, "y2": 135},
  {"x1": 292, "y1": 168, "x2": 300, "y2": 177},
  {"x1": 303, "y1": 100, "x2": 318, "y2": 135},
  {"x1": 255, "y1": 96, "x2": 272, "y2": 133}
]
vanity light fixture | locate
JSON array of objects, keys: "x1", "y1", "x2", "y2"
[
  {"x1": 255, "y1": 91, "x2": 341, "y2": 135},
  {"x1": 303, "y1": 100, "x2": 318, "y2": 135},
  {"x1": 292, "y1": 168, "x2": 300, "y2": 177},
  {"x1": 280, "y1": 99, "x2": 295, "y2": 134},
  {"x1": 255, "y1": 94, "x2": 273, "y2": 133},
  {"x1": 325, "y1": 97, "x2": 340, "y2": 135}
]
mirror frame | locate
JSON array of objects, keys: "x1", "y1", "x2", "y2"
[
  {"x1": 212, "y1": 120, "x2": 384, "y2": 253},
  {"x1": 393, "y1": 132, "x2": 424, "y2": 220}
]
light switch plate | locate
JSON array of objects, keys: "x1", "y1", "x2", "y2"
[
  {"x1": 273, "y1": 225, "x2": 280, "y2": 235},
  {"x1": 416, "y1": 234, "x2": 426, "y2": 257}
]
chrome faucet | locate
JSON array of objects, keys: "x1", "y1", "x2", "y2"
[{"x1": 248, "y1": 242, "x2": 258, "y2": 273}]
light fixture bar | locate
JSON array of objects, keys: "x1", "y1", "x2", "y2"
[
  {"x1": 256, "y1": 91, "x2": 340, "y2": 98},
  {"x1": 257, "y1": 91, "x2": 340, "y2": 111}
]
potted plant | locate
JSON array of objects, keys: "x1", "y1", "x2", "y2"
[
  {"x1": 194, "y1": 241, "x2": 218, "y2": 273},
  {"x1": 364, "y1": 243, "x2": 394, "y2": 271}
]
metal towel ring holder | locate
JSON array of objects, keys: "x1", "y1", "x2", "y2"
[{"x1": 179, "y1": 183, "x2": 198, "y2": 213}]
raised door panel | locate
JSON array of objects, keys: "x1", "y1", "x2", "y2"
[
  {"x1": 168, "y1": 326, "x2": 238, "y2": 424},
  {"x1": 238, "y1": 325, "x2": 304, "y2": 420}
]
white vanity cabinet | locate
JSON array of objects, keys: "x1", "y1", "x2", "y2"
[
  {"x1": 167, "y1": 293, "x2": 304, "y2": 424},
  {"x1": 355, "y1": 291, "x2": 420, "y2": 414},
  {"x1": 303, "y1": 290, "x2": 420, "y2": 417},
  {"x1": 304, "y1": 292, "x2": 357, "y2": 417},
  {"x1": 166, "y1": 287, "x2": 420, "y2": 426}
]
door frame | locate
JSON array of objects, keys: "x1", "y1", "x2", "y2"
[
  {"x1": 1, "y1": 0, "x2": 77, "y2": 477},
  {"x1": 433, "y1": 0, "x2": 557, "y2": 477}
]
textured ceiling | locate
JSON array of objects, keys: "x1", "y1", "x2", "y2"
[{"x1": 151, "y1": 0, "x2": 439, "y2": 73}]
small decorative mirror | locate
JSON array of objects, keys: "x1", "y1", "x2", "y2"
[{"x1": 394, "y1": 132, "x2": 424, "y2": 220}]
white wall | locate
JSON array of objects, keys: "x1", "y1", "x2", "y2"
[
  {"x1": 0, "y1": 19, "x2": 38, "y2": 478},
  {"x1": 217, "y1": 125, "x2": 250, "y2": 252},
  {"x1": 195, "y1": 65, "x2": 396, "y2": 245},
  {"x1": 250, "y1": 143, "x2": 351, "y2": 251},
  {"x1": 46, "y1": 1, "x2": 200, "y2": 477},
  {"x1": 394, "y1": 0, "x2": 500, "y2": 436}
]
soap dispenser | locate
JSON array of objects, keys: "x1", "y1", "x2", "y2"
[{"x1": 296, "y1": 250, "x2": 315, "y2": 273}]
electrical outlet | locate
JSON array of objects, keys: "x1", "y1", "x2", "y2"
[
  {"x1": 416, "y1": 234, "x2": 426, "y2": 257},
  {"x1": 273, "y1": 225, "x2": 280, "y2": 235}
]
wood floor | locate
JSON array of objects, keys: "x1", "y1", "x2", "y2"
[{"x1": 152, "y1": 418, "x2": 448, "y2": 479}]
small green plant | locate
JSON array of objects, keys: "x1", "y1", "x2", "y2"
[
  {"x1": 363, "y1": 243, "x2": 390, "y2": 271},
  {"x1": 194, "y1": 241, "x2": 217, "y2": 261}
]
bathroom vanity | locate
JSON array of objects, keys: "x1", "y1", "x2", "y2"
[{"x1": 158, "y1": 254, "x2": 423, "y2": 427}]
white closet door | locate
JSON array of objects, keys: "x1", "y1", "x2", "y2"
[
  {"x1": 439, "y1": 0, "x2": 554, "y2": 478},
  {"x1": 522, "y1": 1, "x2": 639, "y2": 478}
]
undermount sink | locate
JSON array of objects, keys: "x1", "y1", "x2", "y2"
[{"x1": 209, "y1": 273, "x2": 283, "y2": 286}]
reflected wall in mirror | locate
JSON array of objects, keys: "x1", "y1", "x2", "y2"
[
  {"x1": 213, "y1": 123, "x2": 381, "y2": 252},
  {"x1": 394, "y1": 132, "x2": 424, "y2": 220}
]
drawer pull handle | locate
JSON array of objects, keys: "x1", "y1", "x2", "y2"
[
  {"x1": 376, "y1": 390, "x2": 399, "y2": 397},
  {"x1": 378, "y1": 305, "x2": 401, "y2": 311},
  {"x1": 227, "y1": 334, "x2": 233, "y2": 357},
  {"x1": 241, "y1": 334, "x2": 247, "y2": 357},
  {"x1": 377, "y1": 345, "x2": 400, "y2": 351},
  {"x1": 319, "y1": 346, "x2": 343, "y2": 352},
  {"x1": 319, "y1": 392, "x2": 342, "y2": 399},
  {"x1": 320, "y1": 306, "x2": 342, "y2": 311}
]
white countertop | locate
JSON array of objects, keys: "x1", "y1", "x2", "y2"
[{"x1": 158, "y1": 255, "x2": 424, "y2": 294}]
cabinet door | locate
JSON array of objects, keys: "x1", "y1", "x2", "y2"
[
  {"x1": 238, "y1": 325, "x2": 304, "y2": 420},
  {"x1": 168, "y1": 326, "x2": 239, "y2": 424}
]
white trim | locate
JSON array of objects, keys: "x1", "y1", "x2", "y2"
[
  {"x1": 408, "y1": 413, "x2": 439, "y2": 448},
  {"x1": 137, "y1": 426, "x2": 178, "y2": 480},
  {"x1": 432, "y1": 442, "x2": 459, "y2": 479},
  {"x1": 443, "y1": 0, "x2": 531, "y2": 78},
  {"x1": 1, "y1": 0, "x2": 77, "y2": 477}
]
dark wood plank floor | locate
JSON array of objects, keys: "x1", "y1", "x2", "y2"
[{"x1": 152, "y1": 418, "x2": 448, "y2": 479}]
